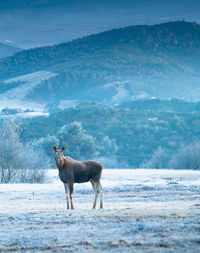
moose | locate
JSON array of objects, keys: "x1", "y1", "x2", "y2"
[{"x1": 53, "y1": 145, "x2": 103, "y2": 209}]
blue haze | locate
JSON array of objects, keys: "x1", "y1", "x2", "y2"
[{"x1": 0, "y1": 0, "x2": 200, "y2": 48}]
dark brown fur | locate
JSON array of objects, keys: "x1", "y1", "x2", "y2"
[
  {"x1": 53, "y1": 145, "x2": 103, "y2": 209},
  {"x1": 57, "y1": 156, "x2": 102, "y2": 192}
]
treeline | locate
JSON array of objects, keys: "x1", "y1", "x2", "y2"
[{"x1": 19, "y1": 99, "x2": 200, "y2": 168}]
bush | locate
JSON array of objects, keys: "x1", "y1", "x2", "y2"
[
  {"x1": 0, "y1": 121, "x2": 49, "y2": 183},
  {"x1": 169, "y1": 142, "x2": 200, "y2": 170},
  {"x1": 142, "y1": 142, "x2": 200, "y2": 170},
  {"x1": 141, "y1": 146, "x2": 170, "y2": 169}
]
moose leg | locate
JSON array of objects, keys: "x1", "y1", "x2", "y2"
[
  {"x1": 99, "y1": 183, "x2": 104, "y2": 209},
  {"x1": 90, "y1": 179, "x2": 99, "y2": 209},
  {"x1": 64, "y1": 183, "x2": 70, "y2": 209},
  {"x1": 69, "y1": 183, "x2": 74, "y2": 210}
]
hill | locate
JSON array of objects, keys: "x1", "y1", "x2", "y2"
[
  {"x1": 0, "y1": 21, "x2": 200, "y2": 114},
  {"x1": 0, "y1": 42, "x2": 21, "y2": 58}
]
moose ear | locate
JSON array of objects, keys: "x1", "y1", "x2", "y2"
[
  {"x1": 61, "y1": 146, "x2": 66, "y2": 152},
  {"x1": 53, "y1": 145, "x2": 57, "y2": 152}
]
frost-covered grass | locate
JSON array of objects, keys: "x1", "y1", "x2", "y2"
[
  {"x1": 3, "y1": 71, "x2": 57, "y2": 99},
  {"x1": 0, "y1": 71, "x2": 57, "y2": 117},
  {"x1": 0, "y1": 169, "x2": 200, "y2": 252}
]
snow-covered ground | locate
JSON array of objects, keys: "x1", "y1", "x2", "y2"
[
  {"x1": 0, "y1": 169, "x2": 200, "y2": 252},
  {"x1": 0, "y1": 71, "x2": 57, "y2": 118},
  {"x1": 3, "y1": 71, "x2": 57, "y2": 100}
]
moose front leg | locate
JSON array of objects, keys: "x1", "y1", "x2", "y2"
[
  {"x1": 64, "y1": 183, "x2": 70, "y2": 209},
  {"x1": 64, "y1": 183, "x2": 74, "y2": 209}
]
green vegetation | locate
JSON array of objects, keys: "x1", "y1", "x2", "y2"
[{"x1": 19, "y1": 99, "x2": 200, "y2": 168}]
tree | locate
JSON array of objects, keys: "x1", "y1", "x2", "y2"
[
  {"x1": 0, "y1": 121, "x2": 23, "y2": 182},
  {"x1": 0, "y1": 121, "x2": 48, "y2": 183},
  {"x1": 32, "y1": 134, "x2": 59, "y2": 157},
  {"x1": 58, "y1": 121, "x2": 97, "y2": 159},
  {"x1": 97, "y1": 136, "x2": 118, "y2": 157}
]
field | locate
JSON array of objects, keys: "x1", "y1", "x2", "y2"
[{"x1": 0, "y1": 169, "x2": 200, "y2": 252}]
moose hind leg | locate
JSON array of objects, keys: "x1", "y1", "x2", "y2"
[
  {"x1": 99, "y1": 183, "x2": 104, "y2": 209},
  {"x1": 64, "y1": 183, "x2": 70, "y2": 209},
  {"x1": 69, "y1": 183, "x2": 74, "y2": 210},
  {"x1": 70, "y1": 194, "x2": 74, "y2": 210},
  {"x1": 90, "y1": 179, "x2": 99, "y2": 209}
]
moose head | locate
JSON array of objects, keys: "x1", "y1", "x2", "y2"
[{"x1": 53, "y1": 145, "x2": 66, "y2": 167}]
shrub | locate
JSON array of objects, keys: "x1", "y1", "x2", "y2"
[
  {"x1": 141, "y1": 146, "x2": 169, "y2": 169},
  {"x1": 169, "y1": 142, "x2": 200, "y2": 170}
]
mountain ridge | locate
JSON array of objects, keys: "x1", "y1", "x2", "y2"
[
  {"x1": 0, "y1": 21, "x2": 200, "y2": 114},
  {"x1": 0, "y1": 42, "x2": 21, "y2": 59},
  {"x1": 1, "y1": 20, "x2": 200, "y2": 78},
  {"x1": 1, "y1": 0, "x2": 200, "y2": 48}
]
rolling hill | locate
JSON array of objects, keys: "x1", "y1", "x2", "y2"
[
  {"x1": 0, "y1": 21, "x2": 200, "y2": 115},
  {"x1": 0, "y1": 42, "x2": 21, "y2": 58}
]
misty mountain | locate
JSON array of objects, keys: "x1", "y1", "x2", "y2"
[
  {"x1": 0, "y1": 42, "x2": 21, "y2": 58},
  {"x1": 0, "y1": 21, "x2": 200, "y2": 114},
  {"x1": 0, "y1": 0, "x2": 200, "y2": 48}
]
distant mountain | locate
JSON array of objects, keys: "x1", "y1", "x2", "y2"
[
  {"x1": 0, "y1": 42, "x2": 21, "y2": 58},
  {"x1": 1, "y1": 0, "x2": 200, "y2": 48},
  {"x1": 0, "y1": 21, "x2": 200, "y2": 115}
]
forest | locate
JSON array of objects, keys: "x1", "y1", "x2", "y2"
[{"x1": 11, "y1": 99, "x2": 200, "y2": 169}]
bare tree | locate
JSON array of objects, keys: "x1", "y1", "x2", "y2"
[{"x1": 0, "y1": 121, "x2": 49, "y2": 183}]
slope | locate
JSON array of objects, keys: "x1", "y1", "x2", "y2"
[
  {"x1": 0, "y1": 42, "x2": 21, "y2": 58},
  {"x1": 0, "y1": 21, "x2": 200, "y2": 113}
]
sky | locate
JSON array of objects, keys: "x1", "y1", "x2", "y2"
[{"x1": 0, "y1": 0, "x2": 200, "y2": 48}]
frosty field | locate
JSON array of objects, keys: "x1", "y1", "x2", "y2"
[{"x1": 0, "y1": 169, "x2": 200, "y2": 252}]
